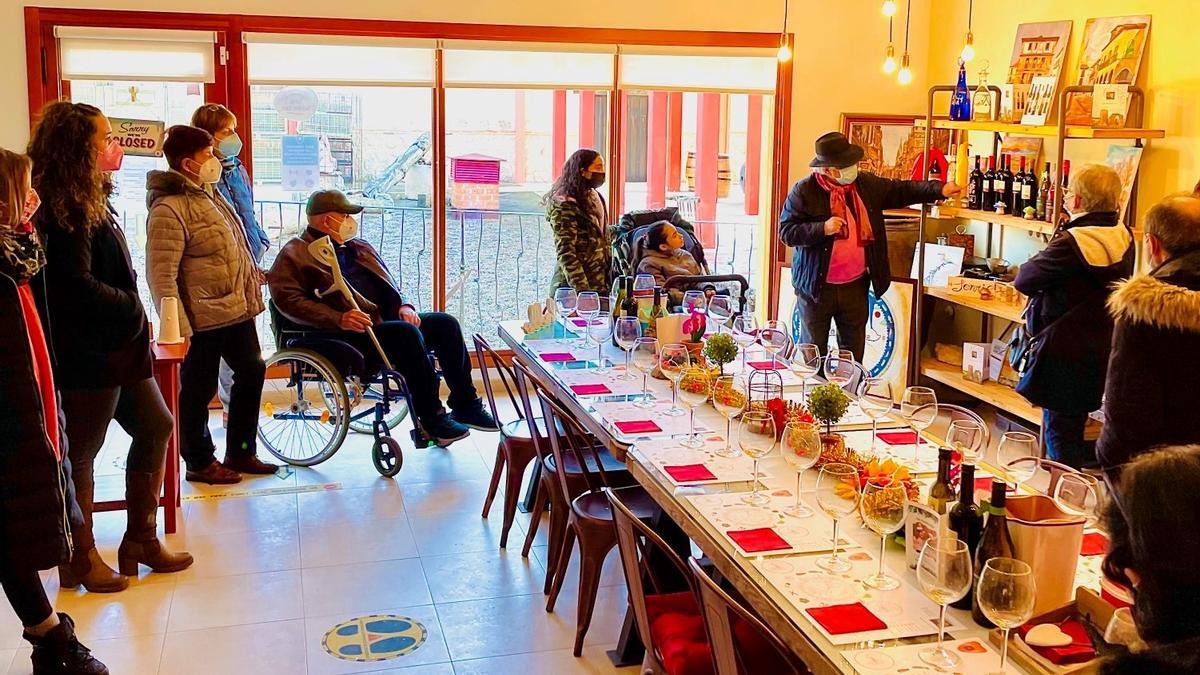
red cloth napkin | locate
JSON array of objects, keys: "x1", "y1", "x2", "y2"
[
  {"x1": 877, "y1": 431, "x2": 919, "y2": 445},
  {"x1": 1017, "y1": 620, "x2": 1095, "y2": 664},
  {"x1": 615, "y1": 420, "x2": 662, "y2": 434},
  {"x1": 570, "y1": 383, "x2": 611, "y2": 396},
  {"x1": 663, "y1": 464, "x2": 717, "y2": 483},
  {"x1": 1081, "y1": 532, "x2": 1109, "y2": 556},
  {"x1": 569, "y1": 318, "x2": 588, "y2": 327},
  {"x1": 540, "y1": 352, "x2": 577, "y2": 362},
  {"x1": 805, "y1": 602, "x2": 888, "y2": 635},
  {"x1": 746, "y1": 361, "x2": 784, "y2": 371},
  {"x1": 974, "y1": 476, "x2": 1018, "y2": 497},
  {"x1": 726, "y1": 527, "x2": 790, "y2": 553}
]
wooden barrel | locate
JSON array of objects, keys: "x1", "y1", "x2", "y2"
[{"x1": 684, "y1": 151, "x2": 732, "y2": 198}]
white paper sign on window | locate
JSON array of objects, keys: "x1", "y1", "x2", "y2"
[{"x1": 281, "y1": 135, "x2": 320, "y2": 191}]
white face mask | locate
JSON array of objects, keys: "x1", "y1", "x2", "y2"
[
  {"x1": 337, "y1": 215, "x2": 359, "y2": 241},
  {"x1": 190, "y1": 156, "x2": 222, "y2": 184},
  {"x1": 832, "y1": 165, "x2": 858, "y2": 185}
]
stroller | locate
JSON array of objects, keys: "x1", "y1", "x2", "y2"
[{"x1": 609, "y1": 206, "x2": 750, "y2": 312}]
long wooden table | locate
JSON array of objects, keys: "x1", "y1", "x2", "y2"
[{"x1": 499, "y1": 320, "x2": 1098, "y2": 674}]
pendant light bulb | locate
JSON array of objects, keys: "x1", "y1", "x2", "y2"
[
  {"x1": 960, "y1": 31, "x2": 976, "y2": 62},
  {"x1": 897, "y1": 53, "x2": 913, "y2": 86},
  {"x1": 882, "y1": 0, "x2": 897, "y2": 16},
  {"x1": 777, "y1": 41, "x2": 792, "y2": 62},
  {"x1": 882, "y1": 44, "x2": 897, "y2": 74}
]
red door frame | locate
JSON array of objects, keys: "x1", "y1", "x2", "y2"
[{"x1": 24, "y1": 6, "x2": 793, "y2": 311}]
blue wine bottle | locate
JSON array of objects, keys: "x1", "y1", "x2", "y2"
[{"x1": 949, "y1": 60, "x2": 973, "y2": 121}]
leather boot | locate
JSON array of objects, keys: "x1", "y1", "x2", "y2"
[
  {"x1": 117, "y1": 470, "x2": 193, "y2": 576},
  {"x1": 57, "y1": 547, "x2": 128, "y2": 593},
  {"x1": 23, "y1": 613, "x2": 109, "y2": 675}
]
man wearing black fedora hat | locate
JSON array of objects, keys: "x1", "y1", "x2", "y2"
[{"x1": 780, "y1": 131, "x2": 961, "y2": 361}]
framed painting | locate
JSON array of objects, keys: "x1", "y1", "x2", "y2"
[
  {"x1": 1066, "y1": 16, "x2": 1151, "y2": 126},
  {"x1": 841, "y1": 114, "x2": 951, "y2": 181},
  {"x1": 1005, "y1": 20, "x2": 1073, "y2": 122}
]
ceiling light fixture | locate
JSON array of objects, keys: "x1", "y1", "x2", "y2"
[
  {"x1": 777, "y1": 0, "x2": 791, "y2": 62},
  {"x1": 897, "y1": 0, "x2": 913, "y2": 85},
  {"x1": 882, "y1": 0, "x2": 897, "y2": 17},
  {"x1": 960, "y1": 0, "x2": 976, "y2": 62},
  {"x1": 882, "y1": 19, "x2": 897, "y2": 74}
]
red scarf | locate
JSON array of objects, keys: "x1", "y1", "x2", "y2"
[{"x1": 813, "y1": 173, "x2": 873, "y2": 246}]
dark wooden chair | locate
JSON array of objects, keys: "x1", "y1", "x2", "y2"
[
  {"x1": 608, "y1": 487, "x2": 712, "y2": 675},
  {"x1": 537, "y1": 388, "x2": 658, "y2": 657},
  {"x1": 473, "y1": 333, "x2": 540, "y2": 549},
  {"x1": 687, "y1": 558, "x2": 810, "y2": 675}
]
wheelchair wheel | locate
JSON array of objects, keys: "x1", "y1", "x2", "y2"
[
  {"x1": 344, "y1": 383, "x2": 410, "y2": 435},
  {"x1": 372, "y1": 436, "x2": 404, "y2": 477},
  {"x1": 258, "y1": 348, "x2": 349, "y2": 466}
]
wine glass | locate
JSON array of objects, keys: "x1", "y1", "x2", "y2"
[
  {"x1": 632, "y1": 274, "x2": 656, "y2": 299},
  {"x1": 631, "y1": 337, "x2": 659, "y2": 409},
  {"x1": 759, "y1": 321, "x2": 790, "y2": 370},
  {"x1": 815, "y1": 463, "x2": 860, "y2": 572},
  {"x1": 977, "y1": 557, "x2": 1037, "y2": 674},
  {"x1": 737, "y1": 411, "x2": 777, "y2": 506},
  {"x1": 900, "y1": 387, "x2": 937, "y2": 461},
  {"x1": 861, "y1": 479, "x2": 907, "y2": 590},
  {"x1": 1053, "y1": 472, "x2": 1102, "y2": 527},
  {"x1": 614, "y1": 316, "x2": 642, "y2": 380},
  {"x1": 824, "y1": 349, "x2": 856, "y2": 388},
  {"x1": 576, "y1": 291, "x2": 601, "y2": 347},
  {"x1": 791, "y1": 343, "x2": 821, "y2": 400},
  {"x1": 707, "y1": 296, "x2": 734, "y2": 333},
  {"x1": 677, "y1": 367, "x2": 712, "y2": 449},
  {"x1": 858, "y1": 378, "x2": 894, "y2": 452},
  {"x1": 553, "y1": 287, "x2": 577, "y2": 344},
  {"x1": 682, "y1": 290, "x2": 707, "y2": 317},
  {"x1": 781, "y1": 421, "x2": 821, "y2": 518},
  {"x1": 947, "y1": 419, "x2": 986, "y2": 465},
  {"x1": 712, "y1": 375, "x2": 747, "y2": 458},
  {"x1": 659, "y1": 344, "x2": 690, "y2": 417},
  {"x1": 997, "y1": 431, "x2": 1039, "y2": 486},
  {"x1": 917, "y1": 537, "x2": 974, "y2": 668},
  {"x1": 587, "y1": 315, "x2": 613, "y2": 374},
  {"x1": 732, "y1": 314, "x2": 758, "y2": 369}
]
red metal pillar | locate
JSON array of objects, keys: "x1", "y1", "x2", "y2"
[
  {"x1": 646, "y1": 91, "x2": 668, "y2": 209},
  {"x1": 579, "y1": 90, "x2": 596, "y2": 149},
  {"x1": 551, "y1": 89, "x2": 567, "y2": 180},
  {"x1": 695, "y1": 92, "x2": 720, "y2": 247},
  {"x1": 666, "y1": 91, "x2": 683, "y2": 191},
  {"x1": 744, "y1": 94, "x2": 763, "y2": 216}
]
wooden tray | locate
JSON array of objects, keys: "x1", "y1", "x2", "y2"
[{"x1": 988, "y1": 587, "x2": 1116, "y2": 675}]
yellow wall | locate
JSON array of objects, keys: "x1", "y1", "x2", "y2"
[{"x1": 926, "y1": 0, "x2": 1199, "y2": 219}]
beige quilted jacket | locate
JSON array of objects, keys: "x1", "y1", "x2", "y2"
[{"x1": 145, "y1": 170, "x2": 264, "y2": 337}]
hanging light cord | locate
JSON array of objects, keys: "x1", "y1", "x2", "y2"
[
  {"x1": 967, "y1": 0, "x2": 973, "y2": 32},
  {"x1": 781, "y1": 0, "x2": 789, "y2": 39},
  {"x1": 888, "y1": 16, "x2": 893, "y2": 43},
  {"x1": 903, "y1": 0, "x2": 912, "y2": 53}
]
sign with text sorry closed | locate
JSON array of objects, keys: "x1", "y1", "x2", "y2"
[{"x1": 111, "y1": 118, "x2": 165, "y2": 158}]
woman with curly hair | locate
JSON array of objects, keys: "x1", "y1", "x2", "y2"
[
  {"x1": 545, "y1": 148, "x2": 610, "y2": 295},
  {"x1": 27, "y1": 101, "x2": 191, "y2": 593}
]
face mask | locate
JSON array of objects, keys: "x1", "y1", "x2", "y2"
[
  {"x1": 217, "y1": 132, "x2": 243, "y2": 158},
  {"x1": 98, "y1": 138, "x2": 124, "y2": 173},
  {"x1": 189, "y1": 156, "x2": 223, "y2": 184},
  {"x1": 587, "y1": 172, "x2": 606, "y2": 189},
  {"x1": 833, "y1": 165, "x2": 858, "y2": 185},
  {"x1": 21, "y1": 189, "x2": 41, "y2": 224},
  {"x1": 337, "y1": 215, "x2": 359, "y2": 241}
]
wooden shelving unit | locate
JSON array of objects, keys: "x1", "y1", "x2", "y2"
[
  {"x1": 920, "y1": 357, "x2": 1041, "y2": 425},
  {"x1": 917, "y1": 118, "x2": 1165, "y2": 140},
  {"x1": 938, "y1": 205, "x2": 1055, "y2": 236},
  {"x1": 924, "y1": 286, "x2": 1025, "y2": 324}
]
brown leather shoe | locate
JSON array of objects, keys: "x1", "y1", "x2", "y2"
[
  {"x1": 117, "y1": 470, "x2": 194, "y2": 577},
  {"x1": 58, "y1": 548, "x2": 129, "y2": 593},
  {"x1": 185, "y1": 461, "x2": 242, "y2": 484},
  {"x1": 223, "y1": 455, "x2": 280, "y2": 475}
]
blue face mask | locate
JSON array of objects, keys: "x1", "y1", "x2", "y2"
[{"x1": 217, "y1": 132, "x2": 243, "y2": 158}]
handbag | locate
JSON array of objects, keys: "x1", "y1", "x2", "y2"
[
  {"x1": 1015, "y1": 288, "x2": 1111, "y2": 412},
  {"x1": 1008, "y1": 318, "x2": 1031, "y2": 373}
]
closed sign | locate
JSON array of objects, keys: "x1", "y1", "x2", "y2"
[{"x1": 111, "y1": 118, "x2": 165, "y2": 158}]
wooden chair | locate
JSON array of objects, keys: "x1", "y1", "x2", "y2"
[
  {"x1": 473, "y1": 333, "x2": 540, "y2": 549},
  {"x1": 687, "y1": 558, "x2": 810, "y2": 675},
  {"x1": 538, "y1": 388, "x2": 658, "y2": 657},
  {"x1": 608, "y1": 487, "x2": 711, "y2": 675}
]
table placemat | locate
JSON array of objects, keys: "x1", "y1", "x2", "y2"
[
  {"x1": 554, "y1": 365, "x2": 650, "y2": 396},
  {"x1": 840, "y1": 429, "x2": 941, "y2": 474},
  {"x1": 521, "y1": 339, "x2": 597, "y2": 362},
  {"x1": 829, "y1": 402, "x2": 908, "y2": 432},
  {"x1": 843, "y1": 638, "x2": 1021, "y2": 673},
  {"x1": 752, "y1": 553, "x2": 966, "y2": 645},
  {"x1": 636, "y1": 436, "x2": 758, "y2": 486},
  {"x1": 590, "y1": 399, "x2": 711, "y2": 442},
  {"x1": 683, "y1": 492, "x2": 852, "y2": 557}
]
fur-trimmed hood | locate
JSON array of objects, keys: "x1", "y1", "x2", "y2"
[{"x1": 1108, "y1": 250, "x2": 1200, "y2": 334}]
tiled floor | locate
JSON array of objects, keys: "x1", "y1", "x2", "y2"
[{"x1": 0, "y1": 407, "x2": 639, "y2": 675}]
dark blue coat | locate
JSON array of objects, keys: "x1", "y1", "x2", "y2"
[{"x1": 217, "y1": 156, "x2": 271, "y2": 263}]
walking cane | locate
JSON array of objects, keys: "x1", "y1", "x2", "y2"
[{"x1": 306, "y1": 235, "x2": 395, "y2": 371}]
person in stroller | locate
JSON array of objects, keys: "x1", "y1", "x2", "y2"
[
  {"x1": 267, "y1": 190, "x2": 499, "y2": 447},
  {"x1": 636, "y1": 221, "x2": 703, "y2": 304}
]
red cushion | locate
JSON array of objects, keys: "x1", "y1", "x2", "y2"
[{"x1": 645, "y1": 592, "x2": 714, "y2": 675}]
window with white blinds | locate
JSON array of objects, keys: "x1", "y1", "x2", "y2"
[
  {"x1": 55, "y1": 27, "x2": 217, "y2": 83},
  {"x1": 618, "y1": 47, "x2": 778, "y2": 94},
  {"x1": 442, "y1": 41, "x2": 615, "y2": 89},
  {"x1": 244, "y1": 33, "x2": 436, "y2": 86}
]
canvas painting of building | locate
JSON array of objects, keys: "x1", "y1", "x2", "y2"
[
  {"x1": 1005, "y1": 20, "x2": 1073, "y2": 120},
  {"x1": 841, "y1": 115, "x2": 951, "y2": 181},
  {"x1": 1066, "y1": 15, "x2": 1151, "y2": 126}
]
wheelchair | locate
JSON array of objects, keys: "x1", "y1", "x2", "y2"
[{"x1": 256, "y1": 302, "x2": 435, "y2": 477}]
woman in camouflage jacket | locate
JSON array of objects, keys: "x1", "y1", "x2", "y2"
[{"x1": 545, "y1": 149, "x2": 611, "y2": 295}]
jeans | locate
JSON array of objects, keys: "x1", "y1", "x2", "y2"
[
  {"x1": 796, "y1": 275, "x2": 871, "y2": 362},
  {"x1": 59, "y1": 378, "x2": 173, "y2": 551},
  {"x1": 0, "y1": 569, "x2": 52, "y2": 627},
  {"x1": 1043, "y1": 409, "x2": 1092, "y2": 469},
  {"x1": 345, "y1": 313, "x2": 479, "y2": 423},
  {"x1": 179, "y1": 319, "x2": 265, "y2": 471}
]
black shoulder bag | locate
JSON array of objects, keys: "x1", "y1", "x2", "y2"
[{"x1": 1015, "y1": 287, "x2": 1112, "y2": 414}]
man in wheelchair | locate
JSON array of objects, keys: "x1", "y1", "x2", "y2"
[{"x1": 267, "y1": 190, "x2": 499, "y2": 446}]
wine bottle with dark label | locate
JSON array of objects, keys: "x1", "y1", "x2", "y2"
[
  {"x1": 968, "y1": 156, "x2": 983, "y2": 210},
  {"x1": 982, "y1": 156, "x2": 996, "y2": 210},
  {"x1": 994, "y1": 156, "x2": 1008, "y2": 212},
  {"x1": 972, "y1": 479, "x2": 1016, "y2": 628},
  {"x1": 1020, "y1": 157, "x2": 1036, "y2": 215},
  {"x1": 1036, "y1": 161, "x2": 1051, "y2": 221},
  {"x1": 622, "y1": 276, "x2": 637, "y2": 318},
  {"x1": 949, "y1": 464, "x2": 983, "y2": 609}
]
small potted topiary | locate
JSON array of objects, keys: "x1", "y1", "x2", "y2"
[
  {"x1": 702, "y1": 332, "x2": 738, "y2": 375},
  {"x1": 806, "y1": 382, "x2": 850, "y2": 454}
]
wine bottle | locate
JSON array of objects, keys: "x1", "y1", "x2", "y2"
[
  {"x1": 1035, "y1": 161, "x2": 1051, "y2": 220},
  {"x1": 1011, "y1": 156, "x2": 1025, "y2": 214},
  {"x1": 1045, "y1": 169, "x2": 1057, "y2": 224},
  {"x1": 1058, "y1": 159, "x2": 1072, "y2": 225},
  {"x1": 982, "y1": 156, "x2": 996, "y2": 210},
  {"x1": 971, "y1": 479, "x2": 1017, "y2": 628},
  {"x1": 949, "y1": 61, "x2": 972, "y2": 121},
  {"x1": 646, "y1": 286, "x2": 665, "y2": 339},
  {"x1": 994, "y1": 156, "x2": 1008, "y2": 212},
  {"x1": 968, "y1": 156, "x2": 983, "y2": 210},
  {"x1": 1021, "y1": 157, "x2": 1036, "y2": 216},
  {"x1": 955, "y1": 138, "x2": 970, "y2": 190},
  {"x1": 622, "y1": 276, "x2": 637, "y2": 318},
  {"x1": 928, "y1": 447, "x2": 956, "y2": 515},
  {"x1": 948, "y1": 464, "x2": 983, "y2": 609}
]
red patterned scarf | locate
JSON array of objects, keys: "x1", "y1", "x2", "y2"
[{"x1": 813, "y1": 172, "x2": 873, "y2": 246}]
